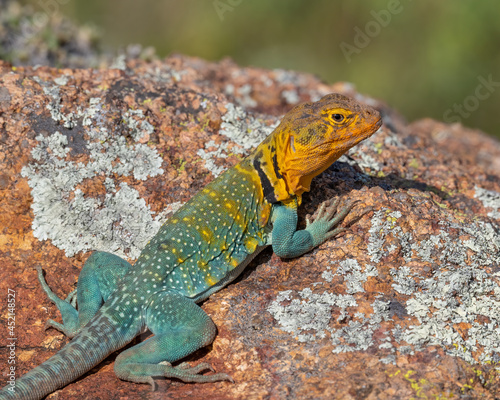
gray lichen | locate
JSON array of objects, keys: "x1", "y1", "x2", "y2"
[
  {"x1": 197, "y1": 103, "x2": 278, "y2": 177},
  {"x1": 322, "y1": 258, "x2": 377, "y2": 294},
  {"x1": 219, "y1": 103, "x2": 278, "y2": 150},
  {"x1": 268, "y1": 206, "x2": 500, "y2": 368},
  {"x1": 390, "y1": 266, "x2": 416, "y2": 296},
  {"x1": 22, "y1": 81, "x2": 165, "y2": 258},
  {"x1": 267, "y1": 288, "x2": 358, "y2": 343},
  {"x1": 367, "y1": 209, "x2": 402, "y2": 263},
  {"x1": 475, "y1": 186, "x2": 500, "y2": 220},
  {"x1": 122, "y1": 109, "x2": 155, "y2": 142},
  {"x1": 281, "y1": 89, "x2": 300, "y2": 105},
  {"x1": 338, "y1": 146, "x2": 381, "y2": 172}
]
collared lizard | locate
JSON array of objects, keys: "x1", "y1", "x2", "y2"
[{"x1": 0, "y1": 93, "x2": 382, "y2": 399}]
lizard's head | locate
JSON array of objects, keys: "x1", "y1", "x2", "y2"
[
  {"x1": 253, "y1": 93, "x2": 382, "y2": 203},
  {"x1": 284, "y1": 93, "x2": 382, "y2": 160}
]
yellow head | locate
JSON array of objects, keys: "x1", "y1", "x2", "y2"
[{"x1": 251, "y1": 93, "x2": 382, "y2": 203}]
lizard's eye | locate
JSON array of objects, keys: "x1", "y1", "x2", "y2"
[{"x1": 332, "y1": 114, "x2": 344, "y2": 123}]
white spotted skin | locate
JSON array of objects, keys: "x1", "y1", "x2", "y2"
[{"x1": 118, "y1": 157, "x2": 271, "y2": 307}]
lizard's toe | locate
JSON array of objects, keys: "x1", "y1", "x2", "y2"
[{"x1": 162, "y1": 362, "x2": 232, "y2": 384}]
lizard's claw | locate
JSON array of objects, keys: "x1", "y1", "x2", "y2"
[
  {"x1": 175, "y1": 361, "x2": 215, "y2": 373},
  {"x1": 66, "y1": 289, "x2": 78, "y2": 306},
  {"x1": 306, "y1": 198, "x2": 362, "y2": 246}
]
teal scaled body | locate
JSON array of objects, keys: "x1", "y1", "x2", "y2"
[
  {"x1": 143, "y1": 157, "x2": 271, "y2": 303},
  {"x1": 0, "y1": 93, "x2": 382, "y2": 399},
  {"x1": 2, "y1": 157, "x2": 271, "y2": 400}
]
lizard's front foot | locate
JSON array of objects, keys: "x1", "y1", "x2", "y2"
[{"x1": 305, "y1": 198, "x2": 361, "y2": 247}]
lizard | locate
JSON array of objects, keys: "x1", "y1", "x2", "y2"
[{"x1": 0, "y1": 93, "x2": 382, "y2": 399}]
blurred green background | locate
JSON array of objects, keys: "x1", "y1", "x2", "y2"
[{"x1": 19, "y1": 0, "x2": 500, "y2": 137}]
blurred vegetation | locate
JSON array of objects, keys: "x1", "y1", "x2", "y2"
[{"x1": 14, "y1": 0, "x2": 500, "y2": 137}]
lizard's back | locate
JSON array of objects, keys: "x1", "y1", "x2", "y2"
[{"x1": 129, "y1": 157, "x2": 271, "y2": 302}]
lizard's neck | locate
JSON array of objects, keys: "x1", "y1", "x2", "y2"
[
  {"x1": 248, "y1": 131, "x2": 301, "y2": 205},
  {"x1": 248, "y1": 130, "x2": 345, "y2": 205}
]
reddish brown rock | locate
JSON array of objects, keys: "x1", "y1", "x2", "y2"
[{"x1": 1, "y1": 55, "x2": 500, "y2": 399}]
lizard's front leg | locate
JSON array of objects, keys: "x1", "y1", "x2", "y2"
[
  {"x1": 271, "y1": 197, "x2": 359, "y2": 258},
  {"x1": 37, "y1": 251, "x2": 132, "y2": 338}
]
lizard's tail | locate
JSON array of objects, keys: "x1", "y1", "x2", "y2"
[{"x1": 0, "y1": 312, "x2": 131, "y2": 400}]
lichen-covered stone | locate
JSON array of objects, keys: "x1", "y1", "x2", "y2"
[{"x1": 0, "y1": 55, "x2": 499, "y2": 399}]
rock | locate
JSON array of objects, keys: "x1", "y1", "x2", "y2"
[{"x1": 0, "y1": 54, "x2": 499, "y2": 399}]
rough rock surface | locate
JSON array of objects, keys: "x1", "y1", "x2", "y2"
[{"x1": 1, "y1": 55, "x2": 500, "y2": 399}]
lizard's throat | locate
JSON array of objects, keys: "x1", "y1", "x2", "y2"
[
  {"x1": 252, "y1": 135, "x2": 345, "y2": 204},
  {"x1": 282, "y1": 147, "x2": 344, "y2": 199},
  {"x1": 250, "y1": 132, "x2": 339, "y2": 204}
]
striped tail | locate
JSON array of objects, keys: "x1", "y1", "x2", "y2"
[{"x1": 0, "y1": 312, "x2": 131, "y2": 400}]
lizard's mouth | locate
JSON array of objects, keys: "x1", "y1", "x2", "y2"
[{"x1": 354, "y1": 115, "x2": 383, "y2": 142}]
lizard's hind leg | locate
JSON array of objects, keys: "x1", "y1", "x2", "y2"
[
  {"x1": 37, "y1": 251, "x2": 132, "y2": 338},
  {"x1": 114, "y1": 290, "x2": 233, "y2": 390}
]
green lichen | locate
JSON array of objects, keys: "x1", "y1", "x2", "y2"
[{"x1": 409, "y1": 158, "x2": 420, "y2": 169}]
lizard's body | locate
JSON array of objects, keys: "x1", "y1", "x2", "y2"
[{"x1": 0, "y1": 93, "x2": 381, "y2": 399}]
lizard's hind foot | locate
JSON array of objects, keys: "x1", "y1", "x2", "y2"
[
  {"x1": 36, "y1": 266, "x2": 80, "y2": 338},
  {"x1": 35, "y1": 251, "x2": 133, "y2": 338},
  {"x1": 161, "y1": 361, "x2": 234, "y2": 384}
]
